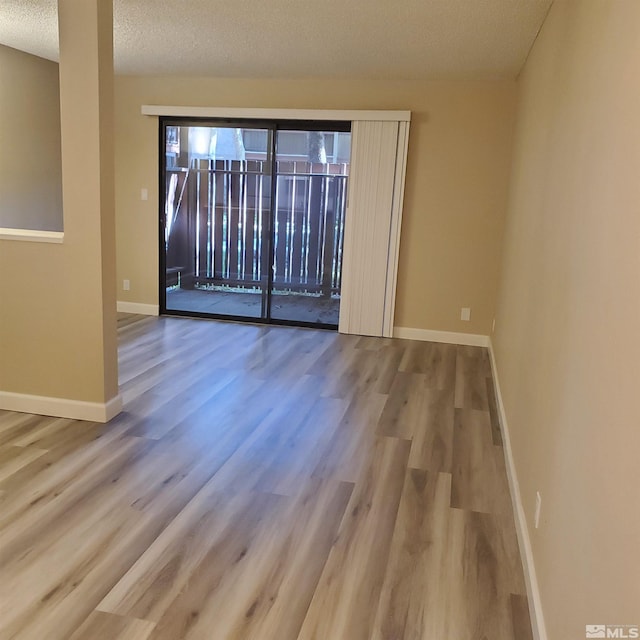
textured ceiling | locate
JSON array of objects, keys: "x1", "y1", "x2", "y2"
[{"x1": 0, "y1": 0, "x2": 552, "y2": 79}]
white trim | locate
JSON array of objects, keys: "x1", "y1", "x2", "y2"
[
  {"x1": 117, "y1": 301, "x2": 159, "y2": 316},
  {"x1": 0, "y1": 391, "x2": 123, "y2": 423},
  {"x1": 0, "y1": 228, "x2": 64, "y2": 243},
  {"x1": 393, "y1": 326, "x2": 490, "y2": 347},
  {"x1": 141, "y1": 105, "x2": 411, "y2": 122},
  {"x1": 488, "y1": 338, "x2": 547, "y2": 640}
]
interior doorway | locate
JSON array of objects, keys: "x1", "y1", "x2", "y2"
[{"x1": 160, "y1": 118, "x2": 351, "y2": 329}]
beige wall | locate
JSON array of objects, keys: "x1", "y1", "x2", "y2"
[
  {"x1": 0, "y1": 0, "x2": 119, "y2": 408},
  {"x1": 0, "y1": 44, "x2": 63, "y2": 231},
  {"x1": 493, "y1": 1, "x2": 640, "y2": 637},
  {"x1": 115, "y1": 77, "x2": 516, "y2": 335}
]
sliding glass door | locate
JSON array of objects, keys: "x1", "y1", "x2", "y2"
[
  {"x1": 163, "y1": 122, "x2": 272, "y2": 319},
  {"x1": 160, "y1": 119, "x2": 350, "y2": 328},
  {"x1": 270, "y1": 129, "x2": 350, "y2": 325}
]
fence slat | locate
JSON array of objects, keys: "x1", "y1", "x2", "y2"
[{"x1": 165, "y1": 161, "x2": 348, "y2": 295}]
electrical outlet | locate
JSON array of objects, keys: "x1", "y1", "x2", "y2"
[
  {"x1": 141, "y1": 188, "x2": 148, "y2": 201},
  {"x1": 461, "y1": 307, "x2": 471, "y2": 322},
  {"x1": 123, "y1": 279, "x2": 130, "y2": 291},
  {"x1": 534, "y1": 491, "x2": 542, "y2": 528}
]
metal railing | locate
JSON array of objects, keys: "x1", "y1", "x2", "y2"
[{"x1": 165, "y1": 159, "x2": 349, "y2": 297}]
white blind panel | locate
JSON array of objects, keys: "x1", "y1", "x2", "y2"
[
  {"x1": 339, "y1": 120, "x2": 405, "y2": 337},
  {"x1": 383, "y1": 120, "x2": 410, "y2": 335}
]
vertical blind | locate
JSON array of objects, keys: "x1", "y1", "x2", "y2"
[{"x1": 339, "y1": 120, "x2": 410, "y2": 338}]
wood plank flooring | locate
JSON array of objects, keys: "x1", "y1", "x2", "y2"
[{"x1": 0, "y1": 314, "x2": 532, "y2": 640}]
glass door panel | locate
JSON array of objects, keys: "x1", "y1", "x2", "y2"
[
  {"x1": 161, "y1": 120, "x2": 351, "y2": 329},
  {"x1": 163, "y1": 123, "x2": 272, "y2": 319},
  {"x1": 269, "y1": 129, "x2": 351, "y2": 326}
]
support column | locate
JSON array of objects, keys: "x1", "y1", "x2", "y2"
[{"x1": 57, "y1": 0, "x2": 120, "y2": 419}]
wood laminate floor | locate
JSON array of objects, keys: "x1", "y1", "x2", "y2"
[{"x1": 0, "y1": 315, "x2": 533, "y2": 640}]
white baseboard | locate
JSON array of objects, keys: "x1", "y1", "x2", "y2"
[
  {"x1": 117, "y1": 301, "x2": 159, "y2": 316},
  {"x1": 0, "y1": 391, "x2": 123, "y2": 423},
  {"x1": 487, "y1": 339, "x2": 547, "y2": 640},
  {"x1": 393, "y1": 326, "x2": 490, "y2": 347}
]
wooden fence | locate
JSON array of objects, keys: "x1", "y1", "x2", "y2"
[{"x1": 165, "y1": 159, "x2": 349, "y2": 296}]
